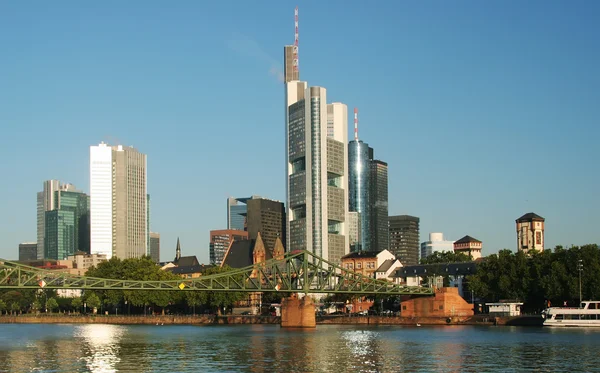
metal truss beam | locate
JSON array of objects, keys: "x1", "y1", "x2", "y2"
[{"x1": 0, "y1": 251, "x2": 433, "y2": 296}]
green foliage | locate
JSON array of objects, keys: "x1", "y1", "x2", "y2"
[
  {"x1": 86, "y1": 256, "x2": 182, "y2": 312},
  {"x1": 469, "y1": 244, "x2": 600, "y2": 312},
  {"x1": 0, "y1": 299, "x2": 6, "y2": 314},
  {"x1": 72, "y1": 297, "x2": 83, "y2": 310},
  {"x1": 46, "y1": 298, "x2": 59, "y2": 312},
  {"x1": 193, "y1": 266, "x2": 246, "y2": 314},
  {"x1": 420, "y1": 251, "x2": 471, "y2": 265},
  {"x1": 84, "y1": 293, "x2": 101, "y2": 310}
]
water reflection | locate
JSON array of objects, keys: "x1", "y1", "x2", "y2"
[
  {"x1": 1, "y1": 324, "x2": 600, "y2": 372},
  {"x1": 76, "y1": 324, "x2": 125, "y2": 373}
]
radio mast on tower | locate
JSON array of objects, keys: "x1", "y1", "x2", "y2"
[
  {"x1": 293, "y1": 6, "x2": 299, "y2": 73},
  {"x1": 354, "y1": 108, "x2": 359, "y2": 141}
]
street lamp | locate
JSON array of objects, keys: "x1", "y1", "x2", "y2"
[{"x1": 578, "y1": 259, "x2": 584, "y2": 306}]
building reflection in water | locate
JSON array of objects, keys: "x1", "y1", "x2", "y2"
[{"x1": 75, "y1": 324, "x2": 125, "y2": 373}]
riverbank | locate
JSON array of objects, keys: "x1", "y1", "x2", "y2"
[{"x1": 0, "y1": 314, "x2": 544, "y2": 326}]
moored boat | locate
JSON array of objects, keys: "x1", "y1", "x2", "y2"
[{"x1": 543, "y1": 301, "x2": 600, "y2": 327}]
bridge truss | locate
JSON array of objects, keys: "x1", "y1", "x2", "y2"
[{"x1": 0, "y1": 250, "x2": 433, "y2": 296}]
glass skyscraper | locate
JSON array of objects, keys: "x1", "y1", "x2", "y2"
[
  {"x1": 44, "y1": 188, "x2": 90, "y2": 260},
  {"x1": 370, "y1": 160, "x2": 389, "y2": 252},
  {"x1": 348, "y1": 140, "x2": 372, "y2": 251}
]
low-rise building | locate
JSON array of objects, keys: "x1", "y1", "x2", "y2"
[
  {"x1": 453, "y1": 235, "x2": 482, "y2": 260},
  {"x1": 486, "y1": 302, "x2": 523, "y2": 317},
  {"x1": 341, "y1": 250, "x2": 396, "y2": 278}
]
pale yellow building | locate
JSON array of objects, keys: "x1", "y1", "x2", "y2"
[{"x1": 516, "y1": 212, "x2": 545, "y2": 253}]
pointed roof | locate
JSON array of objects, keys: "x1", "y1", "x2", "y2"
[
  {"x1": 454, "y1": 235, "x2": 482, "y2": 244},
  {"x1": 175, "y1": 237, "x2": 181, "y2": 261},
  {"x1": 516, "y1": 212, "x2": 545, "y2": 222},
  {"x1": 272, "y1": 237, "x2": 285, "y2": 259}
]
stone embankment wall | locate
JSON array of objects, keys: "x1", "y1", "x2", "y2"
[{"x1": 0, "y1": 314, "x2": 542, "y2": 326}]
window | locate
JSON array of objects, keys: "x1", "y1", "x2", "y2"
[{"x1": 357, "y1": 262, "x2": 362, "y2": 269}]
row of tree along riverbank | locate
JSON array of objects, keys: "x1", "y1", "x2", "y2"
[{"x1": 0, "y1": 314, "x2": 543, "y2": 326}]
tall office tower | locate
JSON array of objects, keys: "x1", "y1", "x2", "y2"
[
  {"x1": 44, "y1": 185, "x2": 90, "y2": 260},
  {"x1": 90, "y1": 142, "x2": 148, "y2": 259},
  {"x1": 227, "y1": 196, "x2": 261, "y2": 231},
  {"x1": 149, "y1": 232, "x2": 160, "y2": 263},
  {"x1": 19, "y1": 242, "x2": 37, "y2": 261},
  {"x1": 348, "y1": 109, "x2": 372, "y2": 252},
  {"x1": 209, "y1": 229, "x2": 248, "y2": 265},
  {"x1": 370, "y1": 160, "x2": 389, "y2": 251},
  {"x1": 286, "y1": 81, "x2": 349, "y2": 264},
  {"x1": 347, "y1": 211, "x2": 361, "y2": 252},
  {"x1": 37, "y1": 180, "x2": 60, "y2": 259},
  {"x1": 246, "y1": 197, "x2": 286, "y2": 254},
  {"x1": 388, "y1": 215, "x2": 420, "y2": 266},
  {"x1": 147, "y1": 194, "x2": 151, "y2": 256}
]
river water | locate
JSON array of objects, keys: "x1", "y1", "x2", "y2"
[{"x1": 0, "y1": 324, "x2": 598, "y2": 372}]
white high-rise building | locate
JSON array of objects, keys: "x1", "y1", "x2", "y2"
[
  {"x1": 420, "y1": 232, "x2": 455, "y2": 260},
  {"x1": 285, "y1": 81, "x2": 349, "y2": 264},
  {"x1": 90, "y1": 142, "x2": 147, "y2": 259}
]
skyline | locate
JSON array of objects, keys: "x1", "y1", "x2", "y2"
[{"x1": 1, "y1": 1, "x2": 599, "y2": 262}]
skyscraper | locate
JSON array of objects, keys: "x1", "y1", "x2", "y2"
[
  {"x1": 90, "y1": 142, "x2": 148, "y2": 259},
  {"x1": 149, "y1": 232, "x2": 160, "y2": 263},
  {"x1": 246, "y1": 197, "x2": 286, "y2": 254},
  {"x1": 44, "y1": 185, "x2": 90, "y2": 260},
  {"x1": 348, "y1": 137, "x2": 372, "y2": 251},
  {"x1": 37, "y1": 180, "x2": 60, "y2": 259},
  {"x1": 227, "y1": 196, "x2": 261, "y2": 231},
  {"x1": 388, "y1": 215, "x2": 420, "y2": 266},
  {"x1": 370, "y1": 160, "x2": 389, "y2": 251},
  {"x1": 286, "y1": 81, "x2": 350, "y2": 264}
]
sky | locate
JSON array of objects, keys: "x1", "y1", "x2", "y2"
[{"x1": 0, "y1": 1, "x2": 599, "y2": 262}]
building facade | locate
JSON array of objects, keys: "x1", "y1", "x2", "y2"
[
  {"x1": 209, "y1": 229, "x2": 249, "y2": 266},
  {"x1": 420, "y1": 232, "x2": 455, "y2": 260},
  {"x1": 348, "y1": 139, "x2": 372, "y2": 251},
  {"x1": 347, "y1": 211, "x2": 361, "y2": 252},
  {"x1": 149, "y1": 232, "x2": 160, "y2": 263},
  {"x1": 516, "y1": 212, "x2": 545, "y2": 253},
  {"x1": 19, "y1": 242, "x2": 37, "y2": 261},
  {"x1": 37, "y1": 180, "x2": 61, "y2": 260},
  {"x1": 370, "y1": 159, "x2": 389, "y2": 252},
  {"x1": 341, "y1": 249, "x2": 396, "y2": 278},
  {"x1": 388, "y1": 215, "x2": 420, "y2": 266},
  {"x1": 286, "y1": 80, "x2": 350, "y2": 265},
  {"x1": 453, "y1": 235, "x2": 483, "y2": 260},
  {"x1": 246, "y1": 198, "x2": 286, "y2": 255},
  {"x1": 40, "y1": 183, "x2": 90, "y2": 261},
  {"x1": 90, "y1": 142, "x2": 148, "y2": 259}
]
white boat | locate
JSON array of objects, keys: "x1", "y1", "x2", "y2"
[{"x1": 543, "y1": 301, "x2": 600, "y2": 327}]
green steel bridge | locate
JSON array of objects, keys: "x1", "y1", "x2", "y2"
[{"x1": 0, "y1": 250, "x2": 433, "y2": 296}]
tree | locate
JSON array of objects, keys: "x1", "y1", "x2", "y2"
[
  {"x1": 85, "y1": 293, "x2": 101, "y2": 312},
  {"x1": 195, "y1": 266, "x2": 247, "y2": 315},
  {"x1": 0, "y1": 299, "x2": 6, "y2": 315},
  {"x1": 420, "y1": 251, "x2": 470, "y2": 265},
  {"x1": 46, "y1": 298, "x2": 59, "y2": 313},
  {"x1": 72, "y1": 297, "x2": 83, "y2": 312}
]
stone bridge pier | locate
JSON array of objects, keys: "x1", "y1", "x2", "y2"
[{"x1": 280, "y1": 293, "x2": 316, "y2": 328}]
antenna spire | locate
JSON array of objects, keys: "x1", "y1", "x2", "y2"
[
  {"x1": 293, "y1": 6, "x2": 299, "y2": 73},
  {"x1": 354, "y1": 108, "x2": 359, "y2": 141}
]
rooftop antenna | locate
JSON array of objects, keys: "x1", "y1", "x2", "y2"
[
  {"x1": 354, "y1": 108, "x2": 359, "y2": 141},
  {"x1": 293, "y1": 6, "x2": 299, "y2": 73}
]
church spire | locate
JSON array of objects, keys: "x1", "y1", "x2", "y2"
[{"x1": 175, "y1": 237, "x2": 181, "y2": 262}]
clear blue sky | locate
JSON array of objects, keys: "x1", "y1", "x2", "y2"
[{"x1": 1, "y1": 1, "x2": 598, "y2": 262}]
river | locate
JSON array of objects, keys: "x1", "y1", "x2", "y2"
[{"x1": 0, "y1": 324, "x2": 598, "y2": 372}]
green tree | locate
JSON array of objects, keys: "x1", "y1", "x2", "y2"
[
  {"x1": 9, "y1": 302, "x2": 20, "y2": 315},
  {"x1": 420, "y1": 251, "x2": 470, "y2": 265},
  {"x1": 85, "y1": 293, "x2": 101, "y2": 312},
  {"x1": 46, "y1": 298, "x2": 59, "y2": 313},
  {"x1": 72, "y1": 297, "x2": 83, "y2": 312},
  {"x1": 195, "y1": 266, "x2": 246, "y2": 315},
  {"x1": 0, "y1": 299, "x2": 6, "y2": 315}
]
